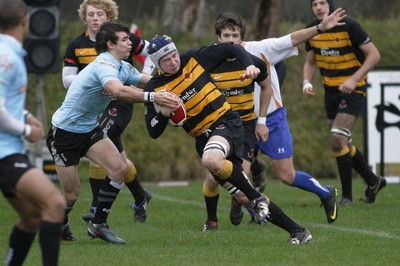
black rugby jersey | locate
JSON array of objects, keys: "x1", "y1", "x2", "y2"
[
  {"x1": 305, "y1": 17, "x2": 370, "y2": 94},
  {"x1": 211, "y1": 53, "x2": 268, "y2": 122},
  {"x1": 64, "y1": 31, "x2": 146, "y2": 71},
  {"x1": 145, "y1": 42, "x2": 255, "y2": 138}
]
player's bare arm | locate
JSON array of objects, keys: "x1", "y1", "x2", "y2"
[
  {"x1": 136, "y1": 73, "x2": 152, "y2": 89},
  {"x1": 339, "y1": 42, "x2": 380, "y2": 94},
  {"x1": 255, "y1": 78, "x2": 272, "y2": 142},
  {"x1": 291, "y1": 8, "x2": 346, "y2": 47},
  {"x1": 302, "y1": 51, "x2": 317, "y2": 97},
  {"x1": 104, "y1": 79, "x2": 180, "y2": 109}
]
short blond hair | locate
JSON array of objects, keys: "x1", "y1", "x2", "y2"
[{"x1": 78, "y1": 0, "x2": 119, "y2": 22}]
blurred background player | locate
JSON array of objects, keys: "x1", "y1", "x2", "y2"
[
  {"x1": 0, "y1": 0, "x2": 65, "y2": 264},
  {"x1": 61, "y1": 0, "x2": 153, "y2": 241},
  {"x1": 302, "y1": 0, "x2": 385, "y2": 205}
]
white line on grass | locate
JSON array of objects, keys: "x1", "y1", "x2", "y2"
[
  {"x1": 152, "y1": 194, "x2": 400, "y2": 241},
  {"x1": 154, "y1": 194, "x2": 206, "y2": 207},
  {"x1": 308, "y1": 222, "x2": 400, "y2": 240}
]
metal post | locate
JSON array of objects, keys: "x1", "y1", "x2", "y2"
[{"x1": 33, "y1": 74, "x2": 47, "y2": 168}]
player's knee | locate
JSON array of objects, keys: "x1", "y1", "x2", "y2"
[
  {"x1": 279, "y1": 171, "x2": 295, "y2": 185},
  {"x1": 331, "y1": 127, "x2": 351, "y2": 151},
  {"x1": 211, "y1": 160, "x2": 233, "y2": 179},
  {"x1": 63, "y1": 189, "x2": 79, "y2": 205},
  {"x1": 108, "y1": 161, "x2": 129, "y2": 183},
  {"x1": 201, "y1": 154, "x2": 219, "y2": 171},
  {"x1": 117, "y1": 165, "x2": 129, "y2": 182},
  {"x1": 274, "y1": 165, "x2": 295, "y2": 185},
  {"x1": 280, "y1": 176, "x2": 294, "y2": 185},
  {"x1": 42, "y1": 198, "x2": 66, "y2": 223},
  {"x1": 202, "y1": 141, "x2": 228, "y2": 171}
]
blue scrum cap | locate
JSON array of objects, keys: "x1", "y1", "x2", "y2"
[{"x1": 147, "y1": 35, "x2": 177, "y2": 72}]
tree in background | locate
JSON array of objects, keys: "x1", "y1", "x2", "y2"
[
  {"x1": 161, "y1": 0, "x2": 211, "y2": 39},
  {"x1": 160, "y1": 0, "x2": 281, "y2": 40},
  {"x1": 251, "y1": 0, "x2": 281, "y2": 39}
]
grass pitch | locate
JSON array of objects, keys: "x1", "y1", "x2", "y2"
[{"x1": 1, "y1": 171, "x2": 399, "y2": 266}]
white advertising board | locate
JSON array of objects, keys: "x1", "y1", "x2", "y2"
[{"x1": 367, "y1": 70, "x2": 400, "y2": 183}]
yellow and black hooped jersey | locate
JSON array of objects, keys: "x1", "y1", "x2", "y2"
[
  {"x1": 211, "y1": 54, "x2": 267, "y2": 122},
  {"x1": 144, "y1": 42, "x2": 255, "y2": 138},
  {"x1": 305, "y1": 17, "x2": 371, "y2": 94},
  {"x1": 63, "y1": 31, "x2": 146, "y2": 72}
]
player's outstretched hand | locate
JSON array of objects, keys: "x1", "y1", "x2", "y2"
[{"x1": 319, "y1": 7, "x2": 346, "y2": 32}]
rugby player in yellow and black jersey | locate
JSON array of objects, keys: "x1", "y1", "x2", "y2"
[
  {"x1": 63, "y1": 27, "x2": 151, "y2": 74},
  {"x1": 203, "y1": 53, "x2": 272, "y2": 227},
  {"x1": 303, "y1": 0, "x2": 385, "y2": 205},
  {"x1": 144, "y1": 35, "x2": 312, "y2": 242},
  {"x1": 60, "y1": 0, "x2": 152, "y2": 241}
]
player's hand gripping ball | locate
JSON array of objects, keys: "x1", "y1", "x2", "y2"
[{"x1": 153, "y1": 91, "x2": 187, "y2": 127}]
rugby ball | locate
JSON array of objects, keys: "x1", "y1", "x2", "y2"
[{"x1": 153, "y1": 91, "x2": 187, "y2": 127}]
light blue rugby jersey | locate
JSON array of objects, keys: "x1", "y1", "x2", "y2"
[
  {"x1": 52, "y1": 52, "x2": 142, "y2": 133},
  {"x1": 0, "y1": 34, "x2": 28, "y2": 159}
]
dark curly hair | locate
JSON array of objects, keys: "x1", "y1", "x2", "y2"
[
  {"x1": 214, "y1": 12, "x2": 246, "y2": 40},
  {"x1": 95, "y1": 22, "x2": 130, "y2": 54}
]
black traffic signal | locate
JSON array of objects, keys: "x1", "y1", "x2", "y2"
[{"x1": 24, "y1": 0, "x2": 60, "y2": 73}]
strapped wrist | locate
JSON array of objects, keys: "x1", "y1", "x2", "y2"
[
  {"x1": 302, "y1": 80, "x2": 313, "y2": 93},
  {"x1": 22, "y1": 124, "x2": 32, "y2": 138},
  {"x1": 144, "y1": 92, "x2": 155, "y2": 103},
  {"x1": 149, "y1": 92, "x2": 155, "y2": 102},
  {"x1": 257, "y1": 117, "x2": 267, "y2": 125},
  {"x1": 23, "y1": 110, "x2": 32, "y2": 121}
]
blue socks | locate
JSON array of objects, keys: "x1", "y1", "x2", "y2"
[{"x1": 293, "y1": 171, "x2": 329, "y2": 199}]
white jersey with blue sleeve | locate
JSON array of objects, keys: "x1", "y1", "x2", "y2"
[
  {"x1": 0, "y1": 34, "x2": 28, "y2": 159},
  {"x1": 51, "y1": 52, "x2": 141, "y2": 133},
  {"x1": 244, "y1": 34, "x2": 298, "y2": 116}
]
